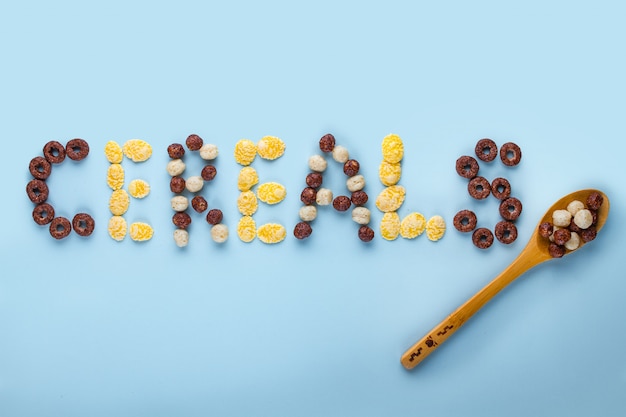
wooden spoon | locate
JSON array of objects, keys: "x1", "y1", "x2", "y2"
[{"x1": 401, "y1": 189, "x2": 610, "y2": 370}]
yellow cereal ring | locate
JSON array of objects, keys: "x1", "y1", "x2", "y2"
[
  {"x1": 257, "y1": 136, "x2": 286, "y2": 160},
  {"x1": 104, "y1": 141, "x2": 123, "y2": 164},
  {"x1": 375, "y1": 185, "x2": 406, "y2": 212},
  {"x1": 379, "y1": 160, "x2": 402, "y2": 186},
  {"x1": 237, "y1": 190, "x2": 258, "y2": 216},
  {"x1": 107, "y1": 216, "x2": 127, "y2": 241},
  {"x1": 237, "y1": 167, "x2": 259, "y2": 191},
  {"x1": 380, "y1": 212, "x2": 401, "y2": 241},
  {"x1": 234, "y1": 139, "x2": 257, "y2": 166},
  {"x1": 381, "y1": 134, "x2": 404, "y2": 164},
  {"x1": 400, "y1": 212, "x2": 427, "y2": 239},
  {"x1": 109, "y1": 189, "x2": 130, "y2": 216},
  {"x1": 106, "y1": 163, "x2": 125, "y2": 190},
  {"x1": 257, "y1": 223, "x2": 286, "y2": 244},
  {"x1": 257, "y1": 182, "x2": 286, "y2": 204},
  {"x1": 237, "y1": 216, "x2": 257, "y2": 242},
  {"x1": 122, "y1": 139, "x2": 152, "y2": 162},
  {"x1": 129, "y1": 222, "x2": 154, "y2": 241},
  {"x1": 128, "y1": 179, "x2": 150, "y2": 199},
  {"x1": 426, "y1": 215, "x2": 446, "y2": 242}
]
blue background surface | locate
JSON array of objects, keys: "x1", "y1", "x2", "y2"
[{"x1": 2, "y1": 1, "x2": 625, "y2": 415}]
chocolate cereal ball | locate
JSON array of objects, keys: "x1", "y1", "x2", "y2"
[
  {"x1": 553, "y1": 228, "x2": 571, "y2": 246},
  {"x1": 186, "y1": 134, "x2": 203, "y2": 151},
  {"x1": 293, "y1": 221, "x2": 313, "y2": 239},
  {"x1": 343, "y1": 159, "x2": 360, "y2": 177},
  {"x1": 167, "y1": 143, "x2": 185, "y2": 159},
  {"x1": 333, "y1": 195, "x2": 351, "y2": 212},
  {"x1": 351, "y1": 190, "x2": 369, "y2": 206},
  {"x1": 170, "y1": 176, "x2": 186, "y2": 193},
  {"x1": 191, "y1": 196, "x2": 208, "y2": 213},
  {"x1": 549, "y1": 242, "x2": 566, "y2": 258},
  {"x1": 172, "y1": 212, "x2": 192, "y2": 229},
  {"x1": 206, "y1": 209, "x2": 223, "y2": 225},
  {"x1": 319, "y1": 134, "x2": 336, "y2": 153},
  {"x1": 300, "y1": 187, "x2": 317, "y2": 205},
  {"x1": 358, "y1": 225, "x2": 375, "y2": 242},
  {"x1": 586, "y1": 192, "x2": 604, "y2": 210},
  {"x1": 538, "y1": 222, "x2": 553, "y2": 239},
  {"x1": 305, "y1": 172, "x2": 323, "y2": 188},
  {"x1": 201, "y1": 165, "x2": 217, "y2": 181}
]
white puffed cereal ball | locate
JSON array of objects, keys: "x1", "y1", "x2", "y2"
[
  {"x1": 299, "y1": 205, "x2": 317, "y2": 222},
  {"x1": 185, "y1": 176, "x2": 204, "y2": 193},
  {"x1": 316, "y1": 188, "x2": 333, "y2": 206},
  {"x1": 552, "y1": 209, "x2": 572, "y2": 227},
  {"x1": 308, "y1": 155, "x2": 327, "y2": 172},
  {"x1": 351, "y1": 207, "x2": 371, "y2": 225},
  {"x1": 211, "y1": 224, "x2": 229, "y2": 243},
  {"x1": 573, "y1": 209, "x2": 593, "y2": 229},
  {"x1": 166, "y1": 159, "x2": 186, "y2": 176},
  {"x1": 332, "y1": 145, "x2": 349, "y2": 163},
  {"x1": 567, "y1": 200, "x2": 585, "y2": 216},
  {"x1": 346, "y1": 174, "x2": 366, "y2": 192},
  {"x1": 173, "y1": 229, "x2": 189, "y2": 247},
  {"x1": 199, "y1": 143, "x2": 218, "y2": 160},
  {"x1": 171, "y1": 196, "x2": 189, "y2": 212},
  {"x1": 564, "y1": 231, "x2": 581, "y2": 251}
]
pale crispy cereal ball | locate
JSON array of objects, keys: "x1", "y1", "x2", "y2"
[
  {"x1": 106, "y1": 163, "x2": 125, "y2": 190},
  {"x1": 173, "y1": 229, "x2": 189, "y2": 247},
  {"x1": 211, "y1": 224, "x2": 229, "y2": 243},
  {"x1": 123, "y1": 139, "x2": 152, "y2": 162},
  {"x1": 573, "y1": 209, "x2": 593, "y2": 229},
  {"x1": 237, "y1": 216, "x2": 257, "y2": 242},
  {"x1": 237, "y1": 167, "x2": 259, "y2": 191},
  {"x1": 299, "y1": 205, "x2": 317, "y2": 221},
  {"x1": 237, "y1": 191, "x2": 258, "y2": 216},
  {"x1": 552, "y1": 209, "x2": 572, "y2": 227},
  {"x1": 257, "y1": 182, "x2": 287, "y2": 204},
  {"x1": 315, "y1": 188, "x2": 333, "y2": 206},
  {"x1": 109, "y1": 189, "x2": 130, "y2": 216},
  {"x1": 381, "y1": 133, "x2": 404, "y2": 164},
  {"x1": 104, "y1": 141, "x2": 123, "y2": 163},
  {"x1": 380, "y1": 212, "x2": 401, "y2": 241},
  {"x1": 171, "y1": 196, "x2": 189, "y2": 212},
  {"x1": 332, "y1": 145, "x2": 349, "y2": 163},
  {"x1": 257, "y1": 136, "x2": 286, "y2": 160},
  {"x1": 128, "y1": 179, "x2": 150, "y2": 199},
  {"x1": 351, "y1": 207, "x2": 371, "y2": 225},
  {"x1": 257, "y1": 223, "x2": 287, "y2": 244},
  {"x1": 375, "y1": 185, "x2": 406, "y2": 213},
  {"x1": 308, "y1": 155, "x2": 327, "y2": 172},
  {"x1": 199, "y1": 143, "x2": 219, "y2": 160},
  {"x1": 379, "y1": 160, "x2": 402, "y2": 186},
  {"x1": 346, "y1": 175, "x2": 366, "y2": 192},
  {"x1": 166, "y1": 159, "x2": 186, "y2": 177},
  {"x1": 129, "y1": 222, "x2": 154, "y2": 241},
  {"x1": 108, "y1": 216, "x2": 127, "y2": 241},
  {"x1": 400, "y1": 212, "x2": 427, "y2": 239},
  {"x1": 567, "y1": 200, "x2": 585, "y2": 216},
  {"x1": 234, "y1": 139, "x2": 257, "y2": 166},
  {"x1": 426, "y1": 215, "x2": 446, "y2": 241},
  {"x1": 564, "y1": 231, "x2": 581, "y2": 251},
  {"x1": 185, "y1": 176, "x2": 204, "y2": 193}
]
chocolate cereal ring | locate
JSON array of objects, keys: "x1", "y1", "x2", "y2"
[
  {"x1": 499, "y1": 142, "x2": 522, "y2": 166},
  {"x1": 26, "y1": 179, "x2": 49, "y2": 204},
  {"x1": 491, "y1": 177, "x2": 511, "y2": 200},
  {"x1": 468, "y1": 176, "x2": 491, "y2": 200},
  {"x1": 494, "y1": 220, "x2": 518, "y2": 244},
  {"x1": 43, "y1": 140, "x2": 66, "y2": 164},
  {"x1": 453, "y1": 209, "x2": 477, "y2": 233},
  {"x1": 32, "y1": 203, "x2": 55, "y2": 225},
  {"x1": 499, "y1": 197, "x2": 523, "y2": 221},
  {"x1": 66, "y1": 138, "x2": 90, "y2": 161},
  {"x1": 72, "y1": 213, "x2": 95, "y2": 236},
  {"x1": 455, "y1": 155, "x2": 479, "y2": 179},
  {"x1": 472, "y1": 227, "x2": 494, "y2": 249},
  {"x1": 29, "y1": 156, "x2": 52, "y2": 180},
  {"x1": 49, "y1": 216, "x2": 71, "y2": 239},
  {"x1": 475, "y1": 138, "x2": 498, "y2": 162}
]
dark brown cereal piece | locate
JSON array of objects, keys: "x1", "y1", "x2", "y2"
[
  {"x1": 43, "y1": 140, "x2": 66, "y2": 164},
  {"x1": 569, "y1": 220, "x2": 583, "y2": 234},
  {"x1": 49, "y1": 216, "x2": 71, "y2": 239},
  {"x1": 358, "y1": 225, "x2": 375, "y2": 242},
  {"x1": 453, "y1": 210, "x2": 477, "y2": 233},
  {"x1": 26, "y1": 179, "x2": 49, "y2": 204},
  {"x1": 293, "y1": 221, "x2": 313, "y2": 239},
  {"x1": 472, "y1": 227, "x2": 494, "y2": 249},
  {"x1": 172, "y1": 212, "x2": 192, "y2": 229},
  {"x1": 319, "y1": 134, "x2": 336, "y2": 153},
  {"x1": 206, "y1": 208, "x2": 223, "y2": 225},
  {"x1": 306, "y1": 172, "x2": 323, "y2": 188},
  {"x1": 455, "y1": 155, "x2": 479, "y2": 179},
  {"x1": 581, "y1": 226, "x2": 597, "y2": 243},
  {"x1": 29, "y1": 156, "x2": 52, "y2": 180},
  {"x1": 300, "y1": 187, "x2": 317, "y2": 205},
  {"x1": 553, "y1": 228, "x2": 571, "y2": 246},
  {"x1": 475, "y1": 138, "x2": 498, "y2": 162},
  {"x1": 66, "y1": 138, "x2": 90, "y2": 161},
  {"x1": 539, "y1": 222, "x2": 554, "y2": 239},
  {"x1": 191, "y1": 196, "x2": 208, "y2": 213},
  {"x1": 590, "y1": 209, "x2": 598, "y2": 226},
  {"x1": 468, "y1": 176, "x2": 491, "y2": 200},
  {"x1": 201, "y1": 165, "x2": 217, "y2": 181},
  {"x1": 170, "y1": 176, "x2": 186, "y2": 193},
  {"x1": 351, "y1": 190, "x2": 369, "y2": 206},
  {"x1": 167, "y1": 143, "x2": 185, "y2": 159},
  {"x1": 586, "y1": 192, "x2": 604, "y2": 210},
  {"x1": 491, "y1": 177, "x2": 511, "y2": 200},
  {"x1": 72, "y1": 213, "x2": 95, "y2": 237},
  {"x1": 499, "y1": 197, "x2": 522, "y2": 221},
  {"x1": 32, "y1": 203, "x2": 55, "y2": 225},
  {"x1": 549, "y1": 243, "x2": 566, "y2": 258},
  {"x1": 333, "y1": 195, "x2": 351, "y2": 212},
  {"x1": 499, "y1": 142, "x2": 522, "y2": 166},
  {"x1": 494, "y1": 220, "x2": 518, "y2": 244},
  {"x1": 343, "y1": 159, "x2": 360, "y2": 177},
  {"x1": 186, "y1": 134, "x2": 203, "y2": 151}
]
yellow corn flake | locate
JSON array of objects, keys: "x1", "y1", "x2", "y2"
[
  {"x1": 109, "y1": 189, "x2": 130, "y2": 216},
  {"x1": 234, "y1": 139, "x2": 257, "y2": 166},
  {"x1": 237, "y1": 216, "x2": 257, "y2": 242},
  {"x1": 379, "y1": 160, "x2": 402, "y2": 186},
  {"x1": 108, "y1": 216, "x2": 127, "y2": 241},
  {"x1": 104, "y1": 141, "x2": 123, "y2": 164},
  {"x1": 237, "y1": 167, "x2": 259, "y2": 191},
  {"x1": 106, "y1": 163, "x2": 125, "y2": 190},
  {"x1": 257, "y1": 182, "x2": 286, "y2": 205},
  {"x1": 257, "y1": 223, "x2": 286, "y2": 244},
  {"x1": 122, "y1": 139, "x2": 152, "y2": 162},
  {"x1": 129, "y1": 222, "x2": 154, "y2": 241},
  {"x1": 426, "y1": 215, "x2": 446, "y2": 242},
  {"x1": 128, "y1": 179, "x2": 150, "y2": 199},
  {"x1": 382, "y1": 133, "x2": 404, "y2": 164},
  {"x1": 401, "y1": 212, "x2": 427, "y2": 239},
  {"x1": 237, "y1": 190, "x2": 258, "y2": 216},
  {"x1": 256, "y1": 136, "x2": 286, "y2": 160},
  {"x1": 375, "y1": 185, "x2": 406, "y2": 212},
  {"x1": 380, "y1": 212, "x2": 401, "y2": 241}
]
